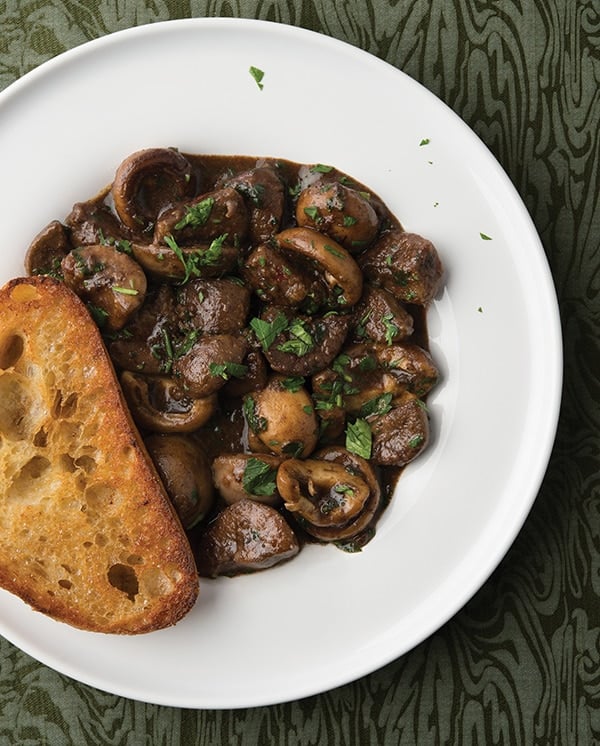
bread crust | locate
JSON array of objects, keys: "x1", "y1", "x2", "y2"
[{"x1": 0, "y1": 276, "x2": 198, "y2": 633}]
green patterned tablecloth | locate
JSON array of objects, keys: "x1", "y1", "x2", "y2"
[{"x1": 1, "y1": 1, "x2": 598, "y2": 744}]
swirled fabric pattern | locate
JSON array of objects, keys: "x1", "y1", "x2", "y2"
[{"x1": 1, "y1": 1, "x2": 599, "y2": 743}]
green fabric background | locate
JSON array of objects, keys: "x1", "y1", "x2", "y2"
[{"x1": 1, "y1": 1, "x2": 598, "y2": 743}]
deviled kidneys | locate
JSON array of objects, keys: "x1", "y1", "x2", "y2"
[{"x1": 25, "y1": 148, "x2": 443, "y2": 575}]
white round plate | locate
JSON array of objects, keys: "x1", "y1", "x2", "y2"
[{"x1": 0, "y1": 18, "x2": 561, "y2": 708}]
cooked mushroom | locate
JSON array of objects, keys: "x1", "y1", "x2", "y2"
[
  {"x1": 112, "y1": 148, "x2": 195, "y2": 234},
  {"x1": 172, "y1": 333, "x2": 248, "y2": 398},
  {"x1": 359, "y1": 229, "x2": 443, "y2": 305},
  {"x1": 61, "y1": 245, "x2": 147, "y2": 331},
  {"x1": 145, "y1": 433, "x2": 214, "y2": 529},
  {"x1": 195, "y1": 499, "x2": 300, "y2": 577},
  {"x1": 222, "y1": 350, "x2": 268, "y2": 398},
  {"x1": 276, "y1": 457, "x2": 370, "y2": 527},
  {"x1": 25, "y1": 220, "x2": 71, "y2": 277},
  {"x1": 277, "y1": 446, "x2": 381, "y2": 542},
  {"x1": 277, "y1": 226, "x2": 363, "y2": 308},
  {"x1": 153, "y1": 186, "x2": 249, "y2": 248},
  {"x1": 120, "y1": 371, "x2": 217, "y2": 432},
  {"x1": 243, "y1": 375, "x2": 318, "y2": 458},
  {"x1": 296, "y1": 181, "x2": 379, "y2": 252},
  {"x1": 256, "y1": 305, "x2": 351, "y2": 377},
  {"x1": 212, "y1": 453, "x2": 283, "y2": 506}
]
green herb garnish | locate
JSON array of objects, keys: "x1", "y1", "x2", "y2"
[
  {"x1": 209, "y1": 361, "x2": 249, "y2": 380},
  {"x1": 249, "y1": 66, "x2": 265, "y2": 90},
  {"x1": 242, "y1": 458, "x2": 278, "y2": 496},
  {"x1": 174, "y1": 197, "x2": 215, "y2": 230},
  {"x1": 345, "y1": 418, "x2": 372, "y2": 459},
  {"x1": 243, "y1": 395, "x2": 268, "y2": 433},
  {"x1": 250, "y1": 313, "x2": 289, "y2": 351}
]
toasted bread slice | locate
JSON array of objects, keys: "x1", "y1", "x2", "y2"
[{"x1": 0, "y1": 277, "x2": 198, "y2": 633}]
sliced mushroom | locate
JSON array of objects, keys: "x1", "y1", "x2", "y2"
[
  {"x1": 112, "y1": 148, "x2": 195, "y2": 234},
  {"x1": 153, "y1": 186, "x2": 249, "y2": 248},
  {"x1": 277, "y1": 446, "x2": 381, "y2": 542},
  {"x1": 145, "y1": 433, "x2": 214, "y2": 529},
  {"x1": 243, "y1": 375, "x2": 318, "y2": 458},
  {"x1": 212, "y1": 453, "x2": 283, "y2": 506},
  {"x1": 359, "y1": 229, "x2": 443, "y2": 305},
  {"x1": 296, "y1": 181, "x2": 379, "y2": 252},
  {"x1": 61, "y1": 245, "x2": 147, "y2": 331},
  {"x1": 24, "y1": 220, "x2": 71, "y2": 277},
  {"x1": 120, "y1": 371, "x2": 217, "y2": 432},
  {"x1": 172, "y1": 333, "x2": 248, "y2": 398},
  {"x1": 276, "y1": 226, "x2": 363, "y2": 308},
  {"x1": 195, "y1": 499, "x2": 300, "y2": 577}
]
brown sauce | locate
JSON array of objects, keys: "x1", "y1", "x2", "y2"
[{"x1": 25, "y1": 147, "x2": 443, "y2": 573}]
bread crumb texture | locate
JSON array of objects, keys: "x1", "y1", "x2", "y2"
[{"x1": 0, "y1": 277, "x2": 198, "y2": 633}]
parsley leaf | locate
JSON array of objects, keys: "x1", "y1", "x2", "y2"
[
  {"x1": 345, "y1": 418, "x2": 372, "y2": 459},
  {"x1": 249, "y1": 65, "x2": 265, "y2": 90},
  {"x1": 250, "y1": 313, "x2": 289, "y2": 351},
  {"x1": 277, "y1": 319, "x2": 314, "y2": 357},
  {"x1": 209, "y1": 361, "x2": 248, "y2": 380},
  {"x1": 174, "y1": 197, "x2": 215, "y2": 230},
  {"x1": 242, "y1": 458, "x2": 278, "y2": 496}
]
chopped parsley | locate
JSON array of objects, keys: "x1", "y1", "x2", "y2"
[
  {"x1": 242, "y1": 458, "x2": 278, "y2": 496},
  {"x1": 112, "y1": 285, "x2": 139, "y2": 296},
  {"x1": 174, "y1": 197, "x2": 215, "y2": 230},
  {"x1": 250, "y1": 312, "x2": 289, "y2": 351},
  {"x1": 280, "y1": 376, "x2": 305, "y2": 392},
  {"x1": 480, "y1": 232, "x2": 493, "y2": 240},
  {"x1": 343, "y1": 215, "x2": 358, "y2": 227},
  {"x1": 243, "y1": 395, "x2": 268, "y2": 433},
  {"x1": 249, "y1": 65, "x2": 265, "y2": 90},
  {"x1": 310, "y1": 164, "x2": 334, "y2": 173},
  {"x1": 345, "y1": 418, "x2": 372, "y2": 459},
  {"x1": 419, "y1": 138, "x2": 431, "y2": 146},
  {"x1": 382, "y1": 313, "x2": 400, "y2": 345},
  {"x1": 276, "y1": 319, "x2": 314, "y2": 357},
  {"x1": 324, "y1": 243, "x2": 346, "y2": 259},
  {"x1": 164, "y1": 233, "x2": 227, "y2": 284},
  {"x1": 408, "y1": 434, "x2": 425, "y2": 448},
  {"x1": 209, "y1": 361, "x2": 248, "y2": 380},
  {"x1": 359, "y1": 393, "x2": 393, "y2": 418},
  {"x1": 303, "y1": 205, "x2": 320, "y2": 221}
]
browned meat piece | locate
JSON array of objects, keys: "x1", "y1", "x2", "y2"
[
  {"x1": 243, "y1": 243, "x2": 320, "y2": 308},
  {"x1": 257, "y1": 305, "x2": 351, "y2": 377},
  {"x1": 359, "y1": 229, "x2": 443, "y2": 305},
  {"x1": 370, "y1": 392, "x2": 429, "y2": 466},
  {"x1": 65, "y1": 198, "x2": 131, "y2": 247},
  {"x1": 108, "y1": 284, "x2": 178, "y2": 374},
  {"x1": 61, "y1": 244, "x2": 146, "y2": 331},
  {"x1": 24, "y1": 220, "x2": 72, "y2": 276},
  {"x1": 154, "y1": 186, "x2": 249, "y2": 248},
  {"x1": 376, "y1": 342, "x2": 439, "y2": 397},
  {"x1": 224, "y1": 166, "x2": 286, "y2": 245},
  {"x1": 176, "y1": 278, "x2": 251, "y2": 335},
  {"x1": 195, "y1": 499, "x2": 300, "y2": 577},
  {"x1": 173, "y1": 333, "x2": 248, "y2": 397},
  {"x1": 351, "y1": 285, "x2": 414, "y2": 344}
]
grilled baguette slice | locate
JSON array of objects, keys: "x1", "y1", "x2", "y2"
[{"x1": 0, "y1": 276, "x2": 198, "y2": 633}]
